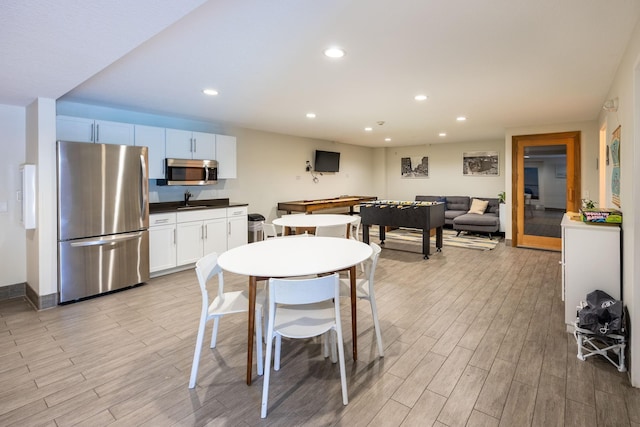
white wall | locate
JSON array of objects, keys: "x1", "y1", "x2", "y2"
[
  {"x1": 0, "y1": 104, "x2": 27, "y2": 288},
  {"x1": 599, "y1": 16, "x2": 640, "y2": 387},
  {"x1": 25, "y1": 98, "x2": 57, "y2": 297},
  {"x1": 384, "y1": 139, "x2": 505, "y2": 201},
  {"x1": 210, "y1": 126, "x2": 378, "y2": 221}
]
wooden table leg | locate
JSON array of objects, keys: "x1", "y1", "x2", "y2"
[
  {"x1": 349, "y1": 265, "x2": 358, "y2": 361},
  {"x1": 246, "y1": 276, "x2": 257, "y2": 385}
]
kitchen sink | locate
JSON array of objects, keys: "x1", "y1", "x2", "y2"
[{"x1": 177, "y1": 205, "x2": 211, "y2": 210}]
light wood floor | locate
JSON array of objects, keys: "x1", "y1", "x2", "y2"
[{"x1": 1, "y1": 241, "x2": 638, "y2": 426}]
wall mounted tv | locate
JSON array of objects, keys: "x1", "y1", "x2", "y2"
[{"x1": 314, "y1": 150, "x2": 340, "y2": 172}]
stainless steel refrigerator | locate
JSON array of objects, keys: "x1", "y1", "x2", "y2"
[{"x1": 57, "y1": 140, "x2": 150, "y2": 303}]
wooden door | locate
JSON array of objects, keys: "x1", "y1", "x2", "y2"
[{"x1": 512, "y1": 131, "x2": 580, "y2": 250}]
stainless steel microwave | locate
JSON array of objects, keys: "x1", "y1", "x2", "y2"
[{"x1": 157, "y1": 158, "x2": 218, "y2": 186}]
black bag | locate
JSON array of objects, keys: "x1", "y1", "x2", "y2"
[{"x1": 577, "y1": 290, "x2": 624, "y2": 336}]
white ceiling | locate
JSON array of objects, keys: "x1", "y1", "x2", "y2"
[{"x1": 2, "y1": 0, "x2": 640, "y2": 147}]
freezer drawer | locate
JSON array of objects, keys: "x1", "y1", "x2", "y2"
[{"x1": 58, "y1": 230, "x2": 150, "y2": 303}]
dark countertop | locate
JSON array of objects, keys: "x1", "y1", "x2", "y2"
[{"x1": 149, "y1": 198, "x2": 248, "y2": 214}]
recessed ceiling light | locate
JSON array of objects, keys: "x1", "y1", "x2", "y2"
[
  {"x1": 414, "y1": 94, "x2": 428, "y2": 101},
  {"x1": 202, "y1": 89, "x2": 218, "y2": 96},
  {"x1": 385, "y1": 138, "x2": 392, "y2": 142},
  {"x1": 456, "y1": 116, "x2": 467, "y2": 122},
  {"x1": 306, "y1": 112, "x2": 316, "y2": 119},
  {"x1": 324, "y1": 47, "x2": 345, "y2": 58},
  {"x1": 364, "y1": 127, "x2": 373, "y2": 132},
  {"x1": 439, "y1": 132, "x2": 447, "y2": 137}
]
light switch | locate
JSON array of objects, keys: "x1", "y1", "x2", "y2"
[{"x1": 0, "y1": 201, "x2": 7, "y2": 213}]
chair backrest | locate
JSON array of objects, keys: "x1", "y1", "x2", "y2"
[
  {"x1": 349, "y1": 216, "x2": 362, "y2": 240},
  {"x1": 268, "y1": 273, "x2": 340, "y2": 306},
  {"x1": 195, "y1": 252, "x2": 224, "y2": 306},
  {"x1": 262, "y1": 222, "x2": 279, "y2": 239},
  {"x1": 315, "y1": 224, "x2": 348, "y2": 238},
  {"x1": 363, "y1": 243, "x2": 382, "y2": 280}
]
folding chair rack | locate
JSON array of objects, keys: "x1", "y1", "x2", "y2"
[{"x1": 573, "y1": 321, "x2": 626, "y2": 372}]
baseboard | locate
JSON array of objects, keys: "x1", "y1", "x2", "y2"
[
  {"x1": 25, "y1": 284, "x2": 58, "y2": 310},
  {"x1": 0, "y1": 282, "x2": 26, "y2": 301}
]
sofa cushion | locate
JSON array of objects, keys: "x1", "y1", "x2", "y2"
[
  {"x1": 445, "y1": 210, "x2": 467, "y2": 222},
  {"x1": 453, "y1": 211, "x2": 500, "y2": 233},
  {"x1": 415, "y1": 195, "x2": 443, "y2": 203},
  {"x1": 485, "y1": 198, "x2": 500, "y2": 214},
  {"x1": 445, "y1": 196, "x2": 470, "y2": 212},
  {"x1": 468, "y1": 198, "x2": 489, "y2": 214}
]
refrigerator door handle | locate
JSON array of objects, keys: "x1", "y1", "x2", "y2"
[
  {"x1": 70, "y1": 232, "x2": 144, "y2": 247},
  {"x1": 140, "y1": 154, "x2": 148, "y2": 221}
]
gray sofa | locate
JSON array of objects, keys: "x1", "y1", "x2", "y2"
[{"x1": 415, "y1": 195, "x2": 500, "y2": 238}]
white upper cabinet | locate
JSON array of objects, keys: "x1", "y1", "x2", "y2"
[
  {"x1": 165, "y1": 128, "x2": 216, "y2": 160},
  {"x1": 56, "y1": 116, "x2": 134, "y2": 145},
  {"x1": 193, "y1": 131, "x2": 216, "y2": 160},
  {"x1": 216, "y1": 134, "x2": 237, "y2": 179},
  {"x1": 56, "y1": 116, "x2": 93, "y2": 142},
  {"x1": 95, "y1": 120, "x2": 134, "y2": 145},
  {"x1": 134, "y1": 125, "x2": 166, "y2": 179}
]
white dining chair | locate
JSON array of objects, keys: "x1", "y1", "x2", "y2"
[
  {"x1": 315, "y1": 223, "x2": 348, "y2": 238},
  {"x1": 524, "y1": 193, "x2": 534, "y2": 218},
  {"x1": 349, "y1": 216, "x2": 362, "y2": 241},
  {"x1": 189, "y1": 252, "x2": 264, "y2": 389},
  {"x1": 261, "y1": 273, "x2": 348, "y2": 418},
  {"x1": 339, "y1": 242, "x2": 384, "y2": 357},
  {"x1": 262, "y1": 222, "x2": 280, "y2": 239}
]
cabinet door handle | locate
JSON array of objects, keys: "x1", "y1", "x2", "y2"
[
  {"x1": 91, "y1": 123, "x2": 95, "y2": 142},
  {"x1": 193, "y1": 138, "x2": 197, "y2": 153},
  {"x1": 173, "y1": 229, "x2": 176, "y2": 245},
  {"x1": 96, "y1": 124, "x2": 100, "y2": 142},
  {"x1": 228, "y1": 222, "x2": 231, "y2": 236},
  {"x1": 155, "y1": 218, "x2": 169, "y2": 224}
]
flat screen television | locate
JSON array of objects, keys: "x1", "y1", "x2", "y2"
[{"x1": 314, "y1": 150, "x2": 340, "y2": 172}]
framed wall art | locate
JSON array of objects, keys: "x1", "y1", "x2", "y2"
[
  {"x1": 611, "y1": 126, "x2": 621, "y2": 207},
  {"x1": 401, "y1": 156, "x2": 429, "y2": 178},
  {"x1": 462, "y1": 151, "x2": 499, "y2": 176}
]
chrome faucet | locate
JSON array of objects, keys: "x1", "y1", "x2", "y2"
[{"x1": 184, "y1": 190, "x2": 192, "y2": 206}]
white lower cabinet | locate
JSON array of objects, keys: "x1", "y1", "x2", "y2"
[
  {"x1": 561, "y1": 213, "x2": 621, "y2": 329},
  {"x1": 151, "y1": 206, "x2": 247, "y2": 276},
  {"x1": 149, "y1": 213, "x2": 177, "y2": 273},
  {"x1": 227, "y1": 207, "x2": 248, "y2": 249},
  {"x1": 176, "y1": 220, "x2": 207, "y2": 266}
]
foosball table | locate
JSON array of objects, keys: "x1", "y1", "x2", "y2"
[{"x1": 359, "y1": 200, "x2": 445, "y2": 259}]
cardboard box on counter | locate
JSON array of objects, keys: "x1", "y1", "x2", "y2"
[{"x1": 580, "y1": 208, "x2": 622, "y2": 224}]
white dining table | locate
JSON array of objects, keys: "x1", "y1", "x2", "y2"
[
  {"x1": 273, "y1": 213, "x2": 359, "y2": 236},
  {"x1": 217, "y1": 236, "x2": 373, "y2": 385}
]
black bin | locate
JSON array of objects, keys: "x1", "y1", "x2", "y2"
[{"x1": 248, "y1": 213, "x2": 266, "y2": 243}]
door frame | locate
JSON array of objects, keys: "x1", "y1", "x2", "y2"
[{"x1": 511, "y1": 131, "x2": 581, "y2": 250}]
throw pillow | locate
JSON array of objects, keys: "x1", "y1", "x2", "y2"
[
  {"x1": 436, "y1": 197, "x2": 447, "y2": 204},
  {"x1": 468, "y1": 198, "x2": 489, "y2": 214}
]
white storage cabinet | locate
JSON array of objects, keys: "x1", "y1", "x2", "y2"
[
  {"x1": 216, "y1": 134, "x2": 237, "y2": 179},
  {"x1": 561, "y1": 214, "x2": 621, "y2": 329},
  {"x1": 165, "y1": 128, "x2": 216, "y2": 160},
  {"x1": 227, "y1": 206, "x2": 248, "y2": 249},
  {"x1": 149, "y1": 213, "x2": 177, "y2": 273},
  {"x1": 135, "y1": 125, "x2": 166, "y2": 179},
  {"x1": 176, "y1": 208, "x2": 227, "y2": 265},
  {"x1": 56, "y1": 115, "x2": 134, "y2": 145}
]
